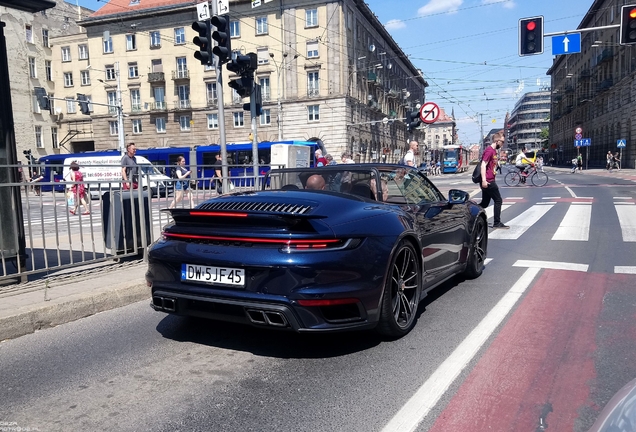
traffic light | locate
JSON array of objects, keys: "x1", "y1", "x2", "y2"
[
  {"x1": 77, "y1": 94, "x2": 90, "y2": 115},
  {"x1": 243, "y1": 83, "x2": 262, "y2": 115},
  {"x1": 192, "y1": 20, "x2": 212, "y2": 66},
  {"x1": 211, "y1": 15, "x2": 231, "y2": 64},
  {"x1": 405, "y1": 110, "x2": 421, "y2": 131},
  {"x1": 229, "y1": 75, "x2": 254, "y2": 99},
  {"x1": 226, "y1": 53, "x2": 257, "y2": 75},
  {"x1": 519, "y1": 16, "x2": 544, "y2": 56},
  {"x1": 33, "y1": 87, "x2": 50, "y2": 111},
  {"x1": 620, "y1": 5, "x2": 636, "y2": 45}
]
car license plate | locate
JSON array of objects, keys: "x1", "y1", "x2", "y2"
[{"x1": 181, "y1": 264, "x2": 245, "y2": 287}]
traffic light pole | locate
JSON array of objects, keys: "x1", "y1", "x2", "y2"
[
  {"x1": 115, "y1": 61, "x2": 125, "y2": 155},
  {"x1": 250, "y1": 82, "x2": 260, "y2": 189},
  {"x1": 211, "y1": 1, "x2": 229, "y2": 194}
]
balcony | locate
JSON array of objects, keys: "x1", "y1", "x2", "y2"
[
  {"x1": 580, "y1": 69, "x2": 591, "y2": 79},
  {"x1": 172, "y1": 69, "x2": 189, "y2": 80},
  {"x1": 387, "y1": 89, "x2": 399, "y2": 99},
  {"x1": 307, "y1": 88, "x2": 319, "y2": 97},
  {"x1": 564, "y1": 84, "x2": 574, "y2": 93},
  {"x1": 150, "y1": 101, "x2": 167, "y2": 111},
  {"x1": 596, "y1": 78, "x2": 613, "y2": 92},
  {"x1": 262, "y1": 90, "x2": 271, "y2": 102},
  {"x1": 131, "y1": 105, "x2": 143, "y2": 113},
  {"x1": 206, "y1": 97, "x2": 218, "y2": 107},
  {"x1": 174, "y1": 99, "x2": 191, "y2": 110},
  {"x1": 597, "y1": 48, "x2": 614, "y2": 64},
  {"x1": 147, "y1": 72, "x2": 165, "y2": 82},
  {"x1": 232, "y1": 95, "x2": 243, "y2": 105}
]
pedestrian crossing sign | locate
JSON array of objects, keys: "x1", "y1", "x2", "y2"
[{"x1": 617, "y1": 139, "x2": 626, "y2": 148}]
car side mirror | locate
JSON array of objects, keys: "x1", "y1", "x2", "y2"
[{"x1": 448, "y1": 189, "x2": 469, "y2": 204}]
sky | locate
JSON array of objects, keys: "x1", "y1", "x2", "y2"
[{"x1": 72, "y1": 0, "x2": 589, "y2": 144}]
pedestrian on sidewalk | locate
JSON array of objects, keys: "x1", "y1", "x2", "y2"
[
  {"x1": 613, "y1": 152, "x2": 621, "y2": 171},
  {"x1": 121, "y1": 142, "x2": 139, "y2": 190},
  {"x1": 607, "y1": 151, "x2": 613, "y2": 171},
  {"x1": 69, "y1": 161, "x2": 90, "y2": 215},
  {"x1": 479, "y1": 132, "x2": 509, "y2": 229},
  {"x1": 403, "y1": 141, "x2": 418, "y2": 167},
  {"x1": 169, "y1": 156, "x2": 194, "y2": 209},
  {"x1": 315, "y1": 149, "x2": 328, "y2": 167},
  {"x1": 577, "y1": 154, "x2": 583, "y2": 172}
]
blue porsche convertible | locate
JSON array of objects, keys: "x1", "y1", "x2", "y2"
[{"x1": 147, "y1": 164, "x2": 487, "y2": 338}]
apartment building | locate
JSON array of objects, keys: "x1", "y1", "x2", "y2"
[
  {"x1": 547, "y1": 0, "x2": 636, "y2": 168},
  {"x1": 53, "y1": 0, "x2": 427, "y2": 160},
  {"x1": 508, "y1": 90, "x2": 550, "y2": 153},
  {"x1": 0, "y1": 1, "x2": 93, "y2": 160}
]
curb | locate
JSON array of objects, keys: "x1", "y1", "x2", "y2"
[{"x1": 0, "y1": 282, "x2": 149, "y2": 342}]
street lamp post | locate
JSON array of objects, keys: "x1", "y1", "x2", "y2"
[
  {"x1": 92, "y1": 62, "x2": 125, "y2": 154},
  {"x1": 269, "y1": 52, "x2": 298, "y2": 141}
]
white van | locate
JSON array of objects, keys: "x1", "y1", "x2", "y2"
[{"x1": 62, "y1": 155, "x2": 173, "y2": 199}]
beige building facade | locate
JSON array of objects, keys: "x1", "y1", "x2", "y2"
[
  {"x1": 547, "y1": 0, "x2": 636, "y2": 168},
  {"x1": 53, "y1": 0, "x2": 427, "y2": 161},
  {"x1": 1, "y1": 1, "x2": 92, "y2": 162}
]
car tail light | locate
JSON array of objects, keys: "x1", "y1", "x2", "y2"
[
  {"x1": 297, "y1": 298, "x2": 359, "y2": 307},
  {"x1": 188, "y1": 211, "x2": 248, "y2": 217}
]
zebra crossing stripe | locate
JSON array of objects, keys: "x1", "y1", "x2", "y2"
[
  {"x1": 552, "y1": 204, "x2": 591, "y2": 241},
  {"x1": 615, "y1": 205, "x2": 636, "y2": 242},
  {"x1": 484, "y1": 204, "x2": 512, "y2": 220},
  {"x1": 489, "y1": 205, "x2": 554, "y2": 240},
  {"x1": 615, "y1": 266, "x2": 636, "y2": 274}
]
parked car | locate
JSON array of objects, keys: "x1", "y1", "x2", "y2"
[{"x1": 147, "y1": 164, "x2": 488, "y2": 338}]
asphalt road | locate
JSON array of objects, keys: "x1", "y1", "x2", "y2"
[{"x1": 2, "y1": 168, "x2": 636, "y2": 432}]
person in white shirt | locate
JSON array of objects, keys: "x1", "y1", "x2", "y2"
[
  {"x1": 403, "y1": 141, "x2": 418, "y2": 166},
  {"x1": 341, "y1": 152, "x2": 355, "y2": 164},
  {"x1": 515, "y1": 147, "x2": 531, "y2": 175}
]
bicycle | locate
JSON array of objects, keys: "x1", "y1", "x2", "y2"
[{"x1": 504, "y1": 164, "x2": 549, "y2": 187}]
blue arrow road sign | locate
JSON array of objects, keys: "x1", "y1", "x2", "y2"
[
  {"x1": 552, "y1": 33, "x2": 581, "y2": 55},
  {"x1": 582, "y1": 138, "x2": 591, "y2": 147},
  {"x1": 575, "y1": 140, "x2": 582, "y2": 147},
  {"x1": 617, "y1": 139, "x2": 626, "y2": 148}
]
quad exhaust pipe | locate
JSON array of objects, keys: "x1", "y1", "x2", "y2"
[
  {"x1": 152, "y1": 296, "x2": 176, "y2": 312},
  {"x1": 245, "y1": 309, "x2": 288, "y2": 327}
]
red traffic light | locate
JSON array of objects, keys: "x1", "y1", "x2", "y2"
[
  {"x1": 526, "y1": 21, "x2": 536, "y2": 31},
  {"x1": 630, "y1": 8, "x2": 636, "y2": 18}
]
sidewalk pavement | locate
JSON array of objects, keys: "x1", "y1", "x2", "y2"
[{"x1": 0, "y1": 259, "x2": 149, "y2": 341}]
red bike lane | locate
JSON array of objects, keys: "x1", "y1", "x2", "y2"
[{"x1": 429, "y1": 269, "x2": 636, "y2": 432}]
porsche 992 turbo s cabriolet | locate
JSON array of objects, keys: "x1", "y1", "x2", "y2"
[{"x1": 147, "y1": 164, "x2": 487, "y2": 338}]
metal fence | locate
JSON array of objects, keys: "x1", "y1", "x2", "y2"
[{"x1": 0, "y1": 162, "x2": 263, "y2": 284}]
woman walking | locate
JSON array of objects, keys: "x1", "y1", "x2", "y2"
[
  {"x1": 169, "y1": 156, "x2": 194, "y2": 209},
  {"x1": 69, "y1": 161, "x2": 90, "y2": 215}
]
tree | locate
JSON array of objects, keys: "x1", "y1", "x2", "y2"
[{"x1": 540, "y1": 127, "x2": 550, "y2": 150}]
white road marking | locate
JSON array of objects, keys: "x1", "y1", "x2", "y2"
[
  {"x1": 564, "y1": 186, "x2": 577, "y2": 198},
  {"x1": 381, "y1": 267, "x2": 542, "y2": 432},
  {"x1": 615, "y1": 202, "x2": 635, "y2": 205},
  {"x1": 616, "y1": 205, "x2": 636, "y2": 242},
  {"x1": 505, "y1": 197, "x2": 525, "y2": 200},
  {"x1": 489, "y1": 205, "x2": 554, "y2": 240},
  {"x1": 513, "y1": 260, "x2": 588, "y2": 272},
  {"x1": 543, "y1": 196, "x2": 561, "y2": 199},
  {"x1": 484, "y1": 258, "x2": 493, "y2": 265},
  {"x1": 613, "y1": 197, "x2": 632, "y2": 200},
  {"x1": 537, "y1": 202, "x2": 556, "y2": 205},
  {"x1": 615, "y1": 266, "x2": 636, "y2": 274},
  {"x1": 552, "y1": 204, "x2": 591, "y2": 241},
  {"x1": 571, "y1": 202, "x2": 592, "y2": 204},
  {"x1": 484, "y1": 204, "x2": 512, "y2": 220}
]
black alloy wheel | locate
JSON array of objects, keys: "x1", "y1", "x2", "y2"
[
  {"x1": 377, "y1": 240, "x2": 421, "y2": 338},
  {"x1": 463, "y1": 216, "x2": 487, "y2": 279}
]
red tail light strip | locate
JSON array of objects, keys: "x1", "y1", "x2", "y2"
[
  {"x1": 188, "y1": 211, "x2": 249, "y2": 217},
  {"x1": 162, "y1": 231, "x2": 340, "y2": 246},
  {"x1": 297, "y1": 298, "x2": 359, "y2": 307}
]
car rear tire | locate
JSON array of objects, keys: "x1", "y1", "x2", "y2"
[
  {"x1": 463, "y1": 216, "x2": 487, "y2": 279},
  {"x1": 377, "y1": 240, "x2": 421, "y2": 339}
]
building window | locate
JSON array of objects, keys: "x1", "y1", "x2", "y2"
[
  {"x1": 61, "y1": 46, "x2": 71, "y2": 62},
  {"x1": 42, "y1": 29, "x2": 49, "y2": 47},
  {"x1": 126, "y1": 34, "x2": 136, "y2": 51},
  {"x1": 206, "y1": 82, "x2": 217, "y2": 105},
  {"x1": 107, "y1": 91, "x2": 117, "y2": 114},
  {"x1": 105, "y1": 64, "x2": 116, "y2": 80},
  {"x1": 109, "y1": 121, "x2": 118, "y2": 136},
  {"x1": 179, "y1": 115, "x2": 191, "y2": 131},
  {"x1": 45, "y1": 61, "x2": 52, "y2": 81},
  {"x1": 174, "y1": 27, "x2": 185, "y2": 44},
  {"x1": 308, "y1": 71, "x2": 319, "y2": 96},
  {"x1": 51, "y1": 127, "x2": 58, "y2": 148},
  {"x1": 130, "y1": 89, "x2": 141, "y2": 111},
  {"x1": 63, "y1": 72, "x2": 74, "y2": 87},
  {"x1": 156, "y1": 117, "x2": 166, "y2": 133},
  {"x1": 78, "y1": 44, "x2": 88, "y2": 59},
  {"x1": 153, "y1": 86, "x2": 165, "y2": 108},
  {"x1": 259, "y1": 77, "x2": 270, "y2": 101},
  {"x1": 176, "y1": 57, "x2": 188, "y2": 77},
  {"x1": 26, "y1": 24, "x2": 33, "y2": 43},
  {"x1": 66, "y1": 98, "x2": 76, "y2": 114},
  {"x1": 35, "y1": 126, "x2": 42, "y2": 148},
  {"x1": 132, "y1": 119, "x2": 143, "y2": 134},
  {"x1": 103, "y1": 37, "x2": 113, "y2": 53},
  {"x1": 32, "y1": 93, "x2": 41, "y2": 114},
  {"x1": 207, "y1": 113, "x2": 219, "y2": 129},
  {"x1": 306, "y1": 9, "x2": 318, "y2": 27},
  {"x1": 307, "y1": 41, "x2": 319, "y2": 58},
  {"x1": 128, "y1": 62, "x2": 139, "y2": 78},
  {"x1": 257, "y1": 47, "x2": 269, "y2": 64},
  {"x1": 233, "y1": 112, "x2": 244, "y2": 127},
  {"x1": 308, "y1": 105, "x2": 320, "y2": 121},
  {"x1": 80, "y1": 70, "x2": 90, "y2": 85},
  {"x1": 230, "y1": 21, "x2": 240, "y2": 37},
  {"x1": 150, "y1": 31, "x2": 161, "y2": 47},
  {"x1": 256, "y1": 17, "x2": 268, "y2": 35},
  {"x1": 29, "y1": 57, "x2": 37, "y2": 78},
  {"x1": 260, "y1": 109, "x2": 271, "y2": 125}
]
